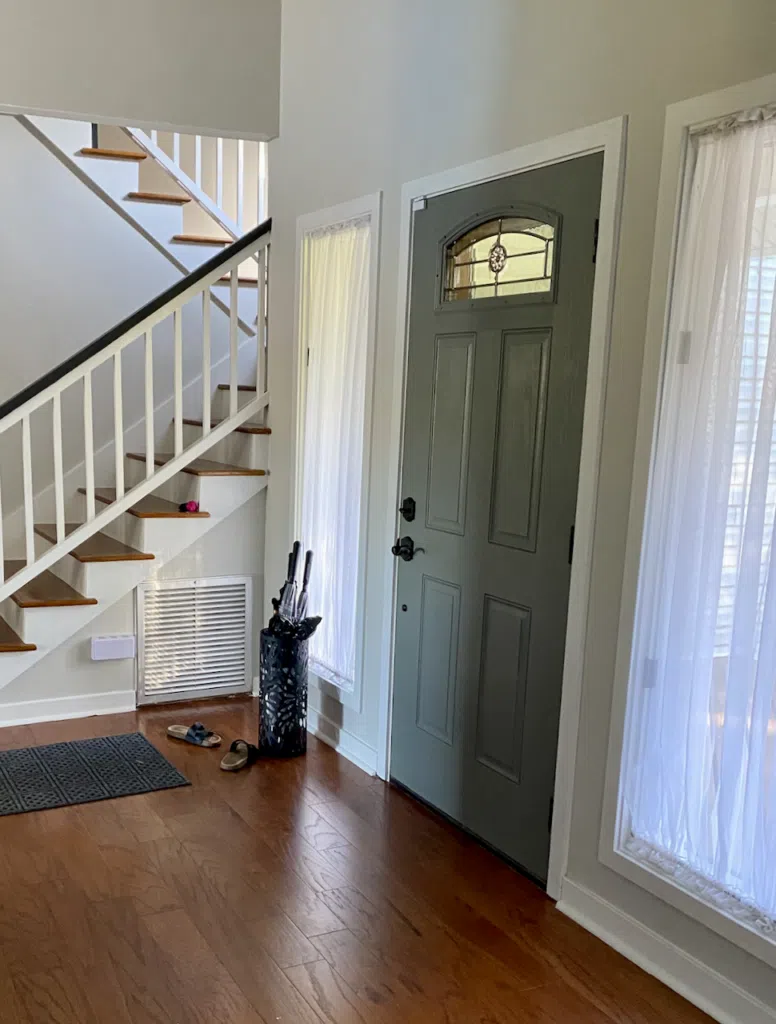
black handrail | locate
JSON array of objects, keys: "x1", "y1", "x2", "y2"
[{"x1": 0, "y1": 217, "x2": 272, "y2": 423}]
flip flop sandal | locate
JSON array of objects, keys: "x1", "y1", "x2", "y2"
[
  {"x1": 220, "y1": 739, "x2": 260, "y2": 772},
  {"x1": 166, "y1": 722, "x2": 222, "y2": 747}
]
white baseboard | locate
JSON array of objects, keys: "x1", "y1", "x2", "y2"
[
  {"x1": 557, "y1": 878, "x2": 776, "y2": 1024},
  {"x1": 0, "y1": 689, "x2": 136, "y2": 727},
  {"x1": 306, "y1": 706, "x2": 377, "y2": 776}
]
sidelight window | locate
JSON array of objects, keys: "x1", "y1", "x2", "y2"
[
  {"x1": 621, "y1": 109, "x2": 776, "y2": 933},
  {"x1": 297, "y1": 207, "x2": 377, "y2": 694}
]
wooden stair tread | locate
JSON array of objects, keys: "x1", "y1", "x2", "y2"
[
  {"x1": 0, "y1": 617, "x2": 35, "y2": 653},
  {"x1": 127, "y1": 453, "x2": 266, "y2": 477},
  {"x1": 4, "y1": 561, "x2": 97, "y2": 608},
  {"x1": 80, "y1": 487, "x2": 210, "y2": 518},
  {"x1": 172, "y1": 234, "x2": 231, "y2": 246},
  {"x1": 79, "y1": 147, "x2": 146, "y2": 161},
  {"x1": 34, "y1": 524, "x2": 154, "y2": 562},
  {"x1": 182, "y1": 417, "x2": 270, "y2": 436},
  {"x1": 217, "y1": 274, "x2": 258, "y2": 286},
  {"x1": 216, "y1": 384, "x2": 256, "y2": 392},
  {"x1": 126, "y1": 191, "x2": 190, "y2": 205}
]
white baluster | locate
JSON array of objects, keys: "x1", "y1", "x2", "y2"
[
  {"x1": 114, "y1": 352, "x2": 124, "y2": 499},
  {"x1": 263, "y1": 244, "x2": 270, "y2": 392},
  {"x1": 237, "y1": 139, "x2": 244, "y2": 231},
  {"x1": 52, "y1": 392, "x2": 65, "y2": 542},
  {"x1": 256, "y1": 247, "x2": 266, "y2": 394},
  {"x1": 216, "y1": 137, "x2": 224, "y2": 209},
  {"x1": 229, "y1": 275, "x2": 239, "y2": 417},
  {"x1": 21, "y1": 416, "x2": 34, "y2": 566},
  {"x1": 174, "y1": 309, "x2": 183, "y2": 455},
  {"x1": 145, "y1": 330, "x2": 154, "y2": 478},
  {"x1": 173, "y1": 132, "x2": 180, "y2": 165},
  {"x1": 151, "y1": 129, "x2": 158, "y2": 146},
  {"x1": 202, "y1": 290, "x2": 211, "y2": 435},
  {"x1": 195, "y1": 135, "x2": 202, "y2": 188},
  {"x1": 83, "y1": 372, "x2": 95, "y2": 521}
]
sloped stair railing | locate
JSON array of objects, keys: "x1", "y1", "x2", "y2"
[
  {"x1": 0, "y1": 218, "x2": 271, "y2": 604},
  {"x1": 125, "y1": 128, "x2": 267, "y2": 241}
]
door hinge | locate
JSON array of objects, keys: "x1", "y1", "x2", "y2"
[
  {"x1": 548, "y1": 796, "x2": 555, "y2": 833},
  {"x1": 592, "y1": 218, "x2": 599, "y2": 264},
  {"x1": 568, "y1": 524, "x2": 575, "y2": 565}
]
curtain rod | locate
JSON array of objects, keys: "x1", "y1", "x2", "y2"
[{"x1": 691, "y1": 103, "x2": 776, "y2": 138}]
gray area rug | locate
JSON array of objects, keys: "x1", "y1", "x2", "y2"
[{"x1": 0, "y1": 732, "x2": 189, "y2": 816}]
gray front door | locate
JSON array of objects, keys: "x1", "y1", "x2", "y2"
[{"x1": 391, "y1": 155, "x2": 603, "y2": 882}]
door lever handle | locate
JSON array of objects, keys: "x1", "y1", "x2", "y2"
[{"x1": 391, "y1": 536, "x2": 424, "y2": 561}]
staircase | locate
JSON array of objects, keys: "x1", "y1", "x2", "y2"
[{"x1": 0, "y1": 120, "x2": 272, "y2": 704}]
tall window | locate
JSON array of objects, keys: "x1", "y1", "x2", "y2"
[
  {"x1": 298, "y1": 215, "x2": 372, "y2": 692},
  {"x1": 622, "y1": 112, "x2": 776, "y2": 930}
]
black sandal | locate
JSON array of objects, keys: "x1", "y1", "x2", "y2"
[{"x1": 219, "y1": 739, "x2": 260, "y2": 772}]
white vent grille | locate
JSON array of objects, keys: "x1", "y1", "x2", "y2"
[{"x1": 137, "y1": 576, "x2": 252, "y2": 705}]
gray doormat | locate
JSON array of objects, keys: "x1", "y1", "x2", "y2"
[{"x1": 0, "y1": 732, "x2": 190, "y2": 816}]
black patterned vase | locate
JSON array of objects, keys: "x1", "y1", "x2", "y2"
[{"x1": 258, "y1": 629, "x2": 308, "y2": 757}]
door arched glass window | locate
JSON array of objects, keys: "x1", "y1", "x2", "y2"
[{"x1": 443, "y1": 214, "x2": 556, "y2": 302}]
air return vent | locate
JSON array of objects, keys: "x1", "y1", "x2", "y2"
[{"x1": 137, "y1": 577, "x2": 252, "y2": 705}]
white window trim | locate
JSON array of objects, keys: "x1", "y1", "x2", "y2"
[
  {"x1": 291, "y1": 192, "x2": 382, "y2": 713},
  {"x1": 600, "y1": 71, "x2": 776, "y2": 969}
]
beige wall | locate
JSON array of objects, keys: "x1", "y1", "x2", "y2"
[
  {"x1": 0, "y1": 0, "x2": 280, "y2": 139},
  {"x1": 266, "y1": 0, "x2": 776, "y2": 1010}
]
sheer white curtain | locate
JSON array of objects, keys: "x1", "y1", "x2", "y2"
[
  {"x1": 299, "y1": 216, "x2": 371, "y2": 691},
  {"x1": 623, "y1": 114, "x2": 776, "y2": 923}
]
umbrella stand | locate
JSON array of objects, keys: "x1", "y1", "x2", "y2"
[
  {"x1": 259, "y1": 541, "x2": 321, "y2": 758},
  {"x1": 258, "y1": 628, "x2": 309, "y2": 757}
]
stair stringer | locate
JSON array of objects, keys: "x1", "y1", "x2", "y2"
[{"x1": 0, "y1": 473, "x2": 268, "y2": 695}]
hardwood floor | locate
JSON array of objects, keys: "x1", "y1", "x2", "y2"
[{"x1": 0, "y1": 697, "x2": 710, "y2": 1023}]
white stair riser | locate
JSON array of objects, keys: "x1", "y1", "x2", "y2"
[
  {"x1": 0, "y1": 598, "x2": 24, "y2": 636},
  {"x1": 123, "y1": 459, "x2": 266, "y2": 514},
  {"x1": 72, "y1": 156, "x2": 140, "y2": 200},
  {"x1": 72, "y1": 494, "x2": 213, "y2": 561},
  {"x1": 34, "y1": 532, "x2": 152, "y2": 597},
  {"x1": 181, "y1": 423, "x2": 267, "y2": 468},
  {"x1": 211, "y1": 388, "x2": 263, "y2": 420},
  {"x1": 3, "y1": 601, "x2": 96, "y2": 649},
  {"x1": 124, "y1": 460, "x2": 202, "y2": 504},
  {"x1": 121, "y1": 199, "x2": 184, "y2": 245},
  {"x1": 192, "y1": 476, "x2": 267, "y2": 519},
  {"x1": 138, "y1": 156, "x2": 186, "y2": 197}
]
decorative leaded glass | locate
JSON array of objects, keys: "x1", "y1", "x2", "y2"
[{"x1": 443, "y1": 215, "x2": 556, "y2": 302}]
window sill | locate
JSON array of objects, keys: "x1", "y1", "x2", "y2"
[{"x1": 599, "y1": 836, "x2": 776, "y2": 969}]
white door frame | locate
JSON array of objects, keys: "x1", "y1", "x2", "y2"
[{"x1": 376, "y1": 116, "x2": 627, "y2": 900}]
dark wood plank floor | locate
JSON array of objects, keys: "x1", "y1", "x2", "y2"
[{"x1": 0, "y1": 697, "x2": 710, "y2": 1023}]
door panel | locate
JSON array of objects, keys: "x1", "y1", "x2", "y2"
[
  {"x1": 474, "y1": 596, "x2": 531, "y2": 783},
  {"x1": 391, "y1": 154, "x2": 603, "y2": 881},
  {"x1": 426, "y1": 333, "x2": 475, "y2": 535},
  {"x1": 415, "y1": 575, "x2": 460, "y2": 745},
  {"x1": 489, "y1": 329, "x2": 551, "y2": 551}
]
